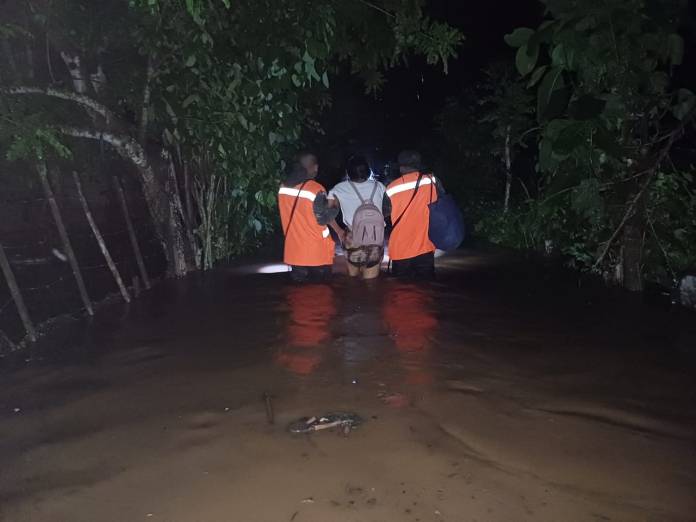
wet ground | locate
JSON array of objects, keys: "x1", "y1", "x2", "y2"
[{"x1": 1, "y1": 249, "x2": 695, "y2": 522}]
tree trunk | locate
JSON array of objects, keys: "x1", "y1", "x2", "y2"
[
  {"x1": 621, "y1": 195, "x2": 646, "y2": 292},
  {"x1": 59, "y1": 127, "x2": 196, "y2": 277},
  {"x1": 113, "y1": 176, "x2": 151, "y2": 289},
  {"x1": 3, "y1": 87, "x2": 196, "y2": 277},
  {"x1": 59, "y1": 51, "x2": 87, "y2": 93},
  {"x1": 73, "y1": 172, "x2": 131, "y2": 303},
  {"x1": 138, "y1": 55, "x2": 154, "y2": 146},
  {"x1": 183, "y1": 161, "x2": 194, "y2": 230},
  {"x1": 37, "y1": 162, "x2": 94, "y2": 315},
  {"x1": 503, "y1": 125, "x2": 512, "y2": 213},
  {"x1": 0, "y1": 242, "x2": 37, "y2": 342}
]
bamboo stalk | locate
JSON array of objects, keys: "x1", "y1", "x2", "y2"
[
  {"x1": 113, "y1": 176, "x2": 151, "y2": 290},
  {"x1": 0, "y1": 242, "x2": 37, "y2": 342},
  {"x1": 37, "y1": 161, "x2": 94, "y2": 315},
  {"x1": 73, "y1": 172, "x2": 131, "y2": 303}
]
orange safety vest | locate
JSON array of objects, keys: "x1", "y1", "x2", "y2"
[
  {"x1": 278, "y1": 180, "x2": 334, "y2": 267},
  {"x1": 386, "y1": 171, "x2": 438, "y2": 261}
]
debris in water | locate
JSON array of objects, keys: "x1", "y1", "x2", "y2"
[
  {"x1": 263, "y1": 392, "x2": 275, "y2": 424},
  {"x1": 13, "y1": 408, "x2": 21, "y2": 413},
  {"x1": 300, "y1": 497, "x2": 314, "y2": 504},
  {"x1": 287, "y1": 412, "x2": 363, "y2": 434}
]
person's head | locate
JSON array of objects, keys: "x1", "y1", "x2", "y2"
[
  {"x1": 298, "y1": 151, "x2": 319, "y2": 179},
  {"x1": 397, "y1": 150, "x2": 423, "y2": 175},
  {"x1": 346, "y1": 155, "x2": 370, "y2": 182}
]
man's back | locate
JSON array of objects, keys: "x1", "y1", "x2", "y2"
[
  {"x1": 386, "y1": 172, "x2": 438, "y2": 261},
  {"x1": 278, "y1": 179, "x2": 334, "y2": 267}
]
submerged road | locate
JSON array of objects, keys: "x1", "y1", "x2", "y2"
[{"x1": 1, "y1": 250, "x2": 695, "y2": 521}]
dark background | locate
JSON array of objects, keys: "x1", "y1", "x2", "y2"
[{"x1": 315, "y1": 0, "x2": 696, "y2": 188}]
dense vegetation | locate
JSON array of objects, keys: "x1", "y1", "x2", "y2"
[
  {"x1": 0, "y1": 0, "x2": 461, "y2": 275},
  {"x1": 2, "y1": 0, "x2": 694, "y2": 293},
  {"x1": 440, "y1": 0, "x2": 695, "y2": 291}
]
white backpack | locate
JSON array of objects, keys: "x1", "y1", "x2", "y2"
[{"x1": 348, "y1": 181, "x2": 385, "y2": 248}]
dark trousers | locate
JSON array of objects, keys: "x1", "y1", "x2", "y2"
[
  {"x1": 290, "y1": 265, "x2": 332, "y2": 283},
  {"x1": 391, "y1": 251, "x2": 435, "y2": 279}
]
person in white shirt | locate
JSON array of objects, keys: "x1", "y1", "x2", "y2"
[{"x1": 328, "y1": 156, "x2": 386, "y2": 279}]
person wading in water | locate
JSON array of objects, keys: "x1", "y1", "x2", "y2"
[
  {"x1": 327, "y1": 155, "x2": 387, "y2": 280},
  {"x1": 277, "y1": 152, "x2": 338, "y2": 283},
  {"x1": 385, "y1": 150, "x2": 438, "y2": 279}
]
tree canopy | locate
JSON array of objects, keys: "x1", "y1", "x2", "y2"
[{"x1": 1, "y1": 0, "x2": 462, "y2": 274}]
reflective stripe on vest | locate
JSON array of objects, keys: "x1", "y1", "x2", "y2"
[
  {"x1": 385, "y1": 176, "x2": 436, "y2": 198},
  {"x1": 278, "y1": 187, "x2": 329, "y2": 238},
  {"x1": 278, "y1": 186, "x2": 317, "y2": 201}
]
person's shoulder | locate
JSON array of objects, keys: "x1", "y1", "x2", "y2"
[
  {"x1": 386, "y1": 176, "x2": 402, "y2": 189},
  {"x1": 306, "y1": 179, "x2": 326, "y2": 192}
]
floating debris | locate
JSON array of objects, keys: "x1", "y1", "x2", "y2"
[
  {"x1": 287, "y1": 412, "x2": 363, "y2": 434},
  {"x1": 263, "y1": 392, "x2": 275, "y2": 424}
]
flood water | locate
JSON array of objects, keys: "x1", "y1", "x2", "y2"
[{"x1": 1, "y1": 249, "x2": 695, "y2": 522}]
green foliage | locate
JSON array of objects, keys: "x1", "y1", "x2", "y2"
[
  {"x1": 6, "y1": 128, "x2": 72, "y2": 161},
  {"x1": 479, "y1": 64, "x2": 535, "y2": 147},
  {"x1": 131, "y1": 0, "x2": 462, "y2": 263},
  {"x1": 484, "y1": 0, "x2": 696, "y2": 286},
  {"x1": 645, "y1": 170, "x2": 696, "y2": 282},
  {"x1": 2, "y1": 0, "x2": 462, "y2": 269}
]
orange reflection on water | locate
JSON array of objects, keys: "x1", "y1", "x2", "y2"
[
  {"x1": 274, "y1": 284, "x2": 336, "y2": 375},
  {"x1": 383, "y1": 283, "x2": 438, "y2": 385}
]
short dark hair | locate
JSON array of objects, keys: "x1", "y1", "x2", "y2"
[
  {"x1": 397, "y1": 150, "x2": 423, "y2": 173},
  {"x1": 298, "y1": 150, "x2": 318, "y2": 168},
  {"x1": 346, "y1": 155, "x2": 370, "y2": 182},
  {"x1": 281, "y1": 160, "x2": 307, "y2": 187}
]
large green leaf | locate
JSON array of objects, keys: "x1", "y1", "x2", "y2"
[
  {"x1": 551, "y1": 43, "x2": 575, "y2": 70},
  {"x1": 504, "y1": 27, "x2": 534, "y2": 48},
  {"x1": 527, "y1": 65, "x2": 547, "y2": 88},
  {"x1": 516, "y1": 43, "x2": 539, "y2": 76},
  {"x1": 537, "y1": 67, "x2": 568, "y2": 121}
]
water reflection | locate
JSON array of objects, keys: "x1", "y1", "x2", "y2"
[
  {"x1": 383, "y1": 282, "x2": 438, "y2": 384},
  {"x1": 274, "y1": 284, "x2": 336, "y2": 375}
]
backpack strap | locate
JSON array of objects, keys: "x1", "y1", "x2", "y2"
[
  {"x1": 348, "y1": 180, "x2": 381, "y2": 207},
  {"x1": 391, "y1": 173, "x2": 423, "y2": 230},
  {"x1": 368, "y1": 180, "x2": 379, "y2": 203},
  {"x1": 283, "y1": 180, "x2": 309, "y2": 236},
  {"x1": 347, "y1": 180, "x2": 366, "y2": 205}
]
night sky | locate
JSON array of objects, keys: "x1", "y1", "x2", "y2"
[
  {"x1": 316, "y1": 0, "x2": 543, "y2": 182},
  {"x1": 317, "y1": 0, "x2": 696, "y2": 185}
]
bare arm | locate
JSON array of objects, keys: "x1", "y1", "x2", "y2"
[{"x1": 326, "y1": 196, "x2": 346, "y2": 243}]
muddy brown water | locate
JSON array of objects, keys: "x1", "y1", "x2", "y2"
[{"x1": 1, "y1": 250, "x2": 695, "y2": 522}]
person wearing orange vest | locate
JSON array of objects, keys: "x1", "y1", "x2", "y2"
[
  {"x1": 278, "y1": 152, "x2": 337, "y2": 283},
  {"x1": 385, "y1": 150, "x2": 438, "y2": 279}
]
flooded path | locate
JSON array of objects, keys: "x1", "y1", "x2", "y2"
[{"x1": 1, "y1": 250, "x2": 695, "y2": 522}]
